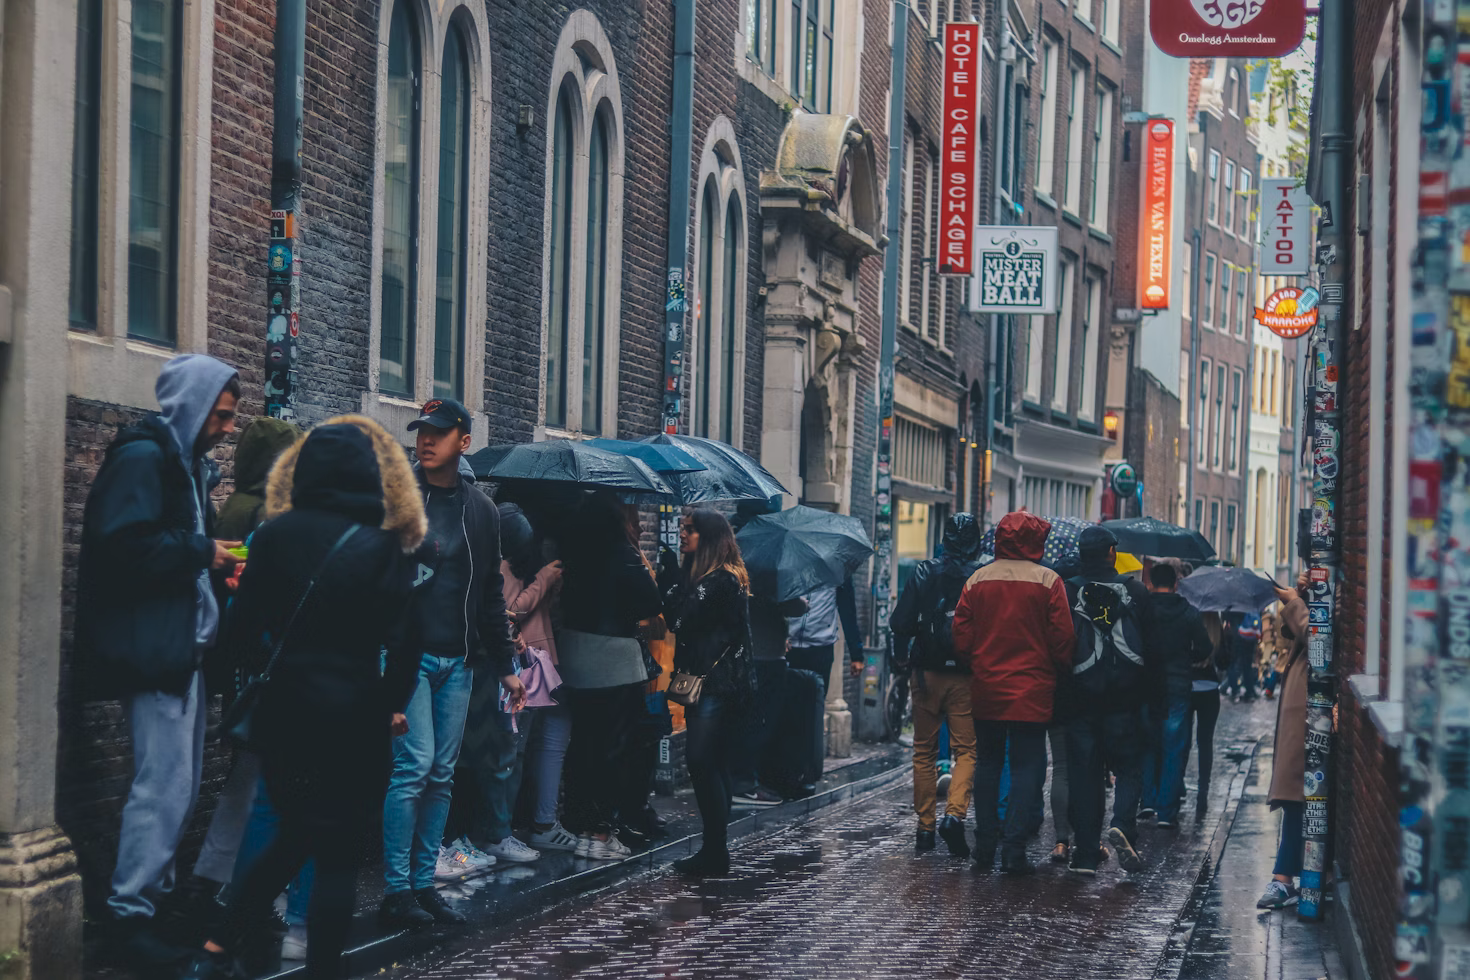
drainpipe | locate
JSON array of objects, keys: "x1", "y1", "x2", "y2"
[
  {"x1": 264, "y1": 0, "x2": 306, "y2": 420},
  {"x1": 658, "y1": 0, "x2": 696, "y2": 549},
  {"x1": 984, "y1": 22, "x2": 1015, "y2": 531}
]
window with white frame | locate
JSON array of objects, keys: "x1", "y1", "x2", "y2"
[
  {"x1": 747, "y1": 0, "x2": 778, "y2": 74},
  {"x1": 1202, "y1": 252, "x2": 1216, "y2": 326},
  {"x1": 1238, "y1": 168, "x2": 1253, "y2": 239},
  {"x1": 1227, "y1": 369, "x2": 1242, "y2": 470},
  {"x1": 1025, "y1": 314, "x2": 1045, "y2": 402},
  {"x1": 69, "y1": 0, "x2": 105, "y2": 332},
  {"x1": 379, "y1": 0, "x2": 419, "y2": 395},
  {"x1": 541, "y1": 13, "x2": 625, "y2": 435},
  {"x1": 1223, "y1": 159, "x2": 1237, "y2": 234},
  {"x1": 1079, "y1": 274, "x2": 1101, "y2": 421},
  {"x1": 1226, "y1": 67, "x2": 1239, "y2": 116},
  {"x1": 1064, "y1": 65, "x2": 1086, "y2": 214},
  {"x1": 1207, "y1": 150, "x2": 1220, "y2": 225},
  {"x1": 434, "y1": 28, "x2": 472, "y2": 399},
  {"x1": 1100, "y1": 0, "x2": 1119, "y2": 41},
  {"x1": 1181, "y1": 241, "x2": 1194, "y2": 321},
  {"x1": 1090, "y1": 85, "x2": 1113, "y2": 230},
  {"x1": 1036, "y1": 41, "x2": 1058, "y2": 196},
  {"x1": 900, "y1": 132, "x2": 916, "y2": 327},
  {"x1": 921, "y1": 147, "x2": 942, "y2": 345},
  {"x1": 692, "y1": 124, "x2": 748, "y2": 445},
  {"x1": 1053, "y1": 259, "x2": 1076, "y2": 411},
  {"x1": 1076, "y1": 0, "x2": 1093, "y2": 26},
  {"x1": 1197, "y1": 358, "x2": 1210, "y2": 465},
  {"x1": 1219, "y1": 262, "x2": 1232, "y2": 330}
]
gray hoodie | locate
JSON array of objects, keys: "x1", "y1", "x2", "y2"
[{"x1": 156, "y1": 353, "x2": 238, "y2": 647}]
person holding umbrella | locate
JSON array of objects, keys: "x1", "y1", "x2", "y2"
[{"x1": 659, "y1": 508, "x2": 757, "y2": 876}]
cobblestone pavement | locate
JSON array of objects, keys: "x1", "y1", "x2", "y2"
[{"x1": 386, "y1": 700, "x2": 1275, "y2": 980}]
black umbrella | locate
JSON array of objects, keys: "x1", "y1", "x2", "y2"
[
  {"x1": 979, "y1": 515, "x2": 1091, "y2": 568},
  {"x1": 468, "y1": 440, "x2": 673, "y2": 495},
  {"x1": 735, "y1": 505, "x2": 873, "y2": 602},
  {"x1": 641, "y1": 434, "x2": 788, "y2": 504},
  {"x1": 1100, "y1": 516, "x2": 1216, "y2": 562},
  {"x1": 1178, "y1": 565, "x2": 1281, "y2": 614}
]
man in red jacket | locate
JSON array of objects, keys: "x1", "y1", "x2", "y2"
[{"x1": 953, "y1": 512, "x2": 1076, "y2": 874}]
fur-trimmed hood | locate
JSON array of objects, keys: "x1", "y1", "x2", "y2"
[{"x1": 264, "y1": 414, "x2": 427, "y2": 553}]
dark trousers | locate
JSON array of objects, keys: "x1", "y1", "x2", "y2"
[
  {"x1": 1067, "y1": 710, "x2": 1145, "y2": 865},
  {"x1": 562, "y1": 685, "x2": 641, "y2": 835},
  {"x1": 973, "y1": 719, "x2": 1048, "y2": 861},
  {"x1": 685, "y1": 694, "x2": 733, "y2": 854},
  {"x1": 1163, "y1": 688, "x2": 1222, "y2": 821},
  {"x1": 731, "y1": 660, "x2": 786, "y2": 795},
  {"x1": 788, "y1": 645, "x2": 834, "y2": 699},
  {"x1": 1274, "y1": 800, "x2": 1304, "y2": 877},
  {"x1": 222, "y1": 802, "x2": 358, "y2": 979}
]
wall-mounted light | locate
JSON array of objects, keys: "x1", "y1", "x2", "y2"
[{"x1": 1103, "y1": 410, "x2": 1120, "y2": 440}]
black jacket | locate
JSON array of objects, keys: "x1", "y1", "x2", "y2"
[
  {"x1": 413, "y1": 467, "x2": 515, "y2": 677},
  {"x1": 1145, "y1": 591, "x2": 1216, "y2": 696},
  {"x1": 1059, "y1": 563, "x2": 1157, "y2": 716},
  {"x1": 78, "y1": 415, "x2": 220, "y2": 696},
  {"x1": 890, "y1": 554, "x2": 981, "y2": 673},
  {"x1": 661, "y1": 568, "x2": 756, "y2": 707},
  {"x1": 560, "y1": 537, "x2": 662, "y2": 638}
]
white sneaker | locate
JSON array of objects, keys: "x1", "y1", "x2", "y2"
[
  {"x1": 280, "y1": 925, "x2": 307, "y2": 961},
  {"x1": 449, "y1": 836, "x2": 498, "y2": 873},
  {"x1": 434, "y1": 843, "x2": 479, "y2": 881},
  {"x1": 529, "y1": 822, "x2": 580, "y2": 853},
  {"x1": 574, "y1": 834, "x2": 595, "y2": 858},
  {"x1": 480, "y1": 836, "x2": 541, "y2": 863},
  {"x1": 583, "y1": 834, "x2": 633, "y2": 861}
]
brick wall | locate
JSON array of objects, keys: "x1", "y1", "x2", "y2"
[{"x1": 1124, "y1": 367, "x2": 1181, "y2": 520}]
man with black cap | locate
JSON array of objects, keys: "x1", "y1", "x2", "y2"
[
  {"x1": 380, "y1": 398, "x2": 522, "y2": 930},
  {"x1": 1059, "y1": 525, "x2": 1155, "y2": 875},
  {"x1": 890, "y1": 514, "x2": 983, "y2": 856}
]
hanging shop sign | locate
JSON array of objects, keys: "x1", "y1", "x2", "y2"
[
  {"x1": 969, "y1": 226, "x2": 1060, "y2": 314},
  {"x1": 1260, "y1": 178, "x2": 1312, "y2": 275},
  {"x1": 1111, "y1": 462, "x2": 1139, "y2": 498},
  {"x1": 1138, "y1": 119, "x2": 1175, "y2": 310},
  {"x1": 939, "y1": 22, "x2": 982, "y2": 276},
  {"x1": 1149, "y1": 0, "x2": 1307, "y2": 57},
  {"x1": 1255, "y1": 285, "x2": 1320, "y2": 338}
]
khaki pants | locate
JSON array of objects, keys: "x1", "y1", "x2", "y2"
[{"x1": 911, "y1": 671, "x2": 976, "y2": 830}]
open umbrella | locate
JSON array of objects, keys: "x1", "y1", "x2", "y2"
[
  {"x1": 641, "y1": 434, "x2": 787, "y2": 504},
  {"x1": 735, "y1": 505, "x2": 873, "y2": 602},
  {"x1": 1101, "y1": 516, "x2": 1216, "y2": 562},
  {"x1": 979, "y1": 515, "x2": 1091, "y2": 568},
  {"x1": 467, "y1": 440, "x2": 673, "y2": 495},
  {"x1": 585, "y1": 438, "x2": 707, "y2": 474},
  {"x1": 1178, "y1": 565, "x2": 1281, "y2": 614}
]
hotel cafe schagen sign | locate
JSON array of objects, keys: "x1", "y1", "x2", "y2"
[
  {"x1": 1151, "y1": 0, "x2": 1305, "y2": 57},
  {"x1": 969, "y1": 227, "x2": 1060, "y2": 315}
]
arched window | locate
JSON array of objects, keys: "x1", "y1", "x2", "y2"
[
  {"x1": 380, "y1": 0, "x2": 419, "y2": 396},
  {"x1": 541, "y1": 13, "x2": 624, "y2": 436},
  {"x1": 690, "y1": 120, "x2": 748, "y2": 445},
  {"x1": 434, "y1": 26, "x2": 471, "y2": 399}
]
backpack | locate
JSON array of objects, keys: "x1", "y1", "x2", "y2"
[
  {"x1": 1070, "y1": 579, "x2": 1147, "y2": 699},
  {"x1": 918, "y1": 563, "x2": 975, "y2": 670}
]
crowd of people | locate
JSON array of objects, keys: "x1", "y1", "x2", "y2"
[
  {"x1": 80, "y1": 355, "x2": 862, "y2": 980},
  {"x1": 890, "y1": 511, "x2": 1312, "y2": 905}
]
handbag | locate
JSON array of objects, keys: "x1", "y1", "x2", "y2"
[
  {"x1": 666, "y1": 644, "x2": 733, "y2": 708},
  {"x1": 220, "y1": 525, "x2": 359, "y2": 749},
  {"x1": 501, "y1": 645, "x2": 563, "y2": 711}
]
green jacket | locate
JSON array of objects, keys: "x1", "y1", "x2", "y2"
[{"x1": 216, "y1": 418, "x2": 299, "y2": 541}]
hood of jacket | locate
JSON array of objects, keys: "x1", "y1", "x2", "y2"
[
  {"x1": 265, "y1": 414, "x2": 427, "y2": 553},
  {"x1": 994, "y1": 512, "x2": 1049, "y2": 562},
  {"x1": 942, "y1": 513, "x2": 982, "y2": 564},
  {"x1": 233, "y1": 418, "x2": 300, "y2": 496},
  {"x1": 156, "y1": 354, "x2": 238, "y2": 461}
]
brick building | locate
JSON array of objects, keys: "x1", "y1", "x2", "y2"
[{"x1": 0, "y1": 0, "x2": 924, "y2": 969}]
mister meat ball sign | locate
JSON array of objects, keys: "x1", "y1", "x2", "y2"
[{"x1": 1150, "y1": 0, "x2": 1305, "y2": 56}]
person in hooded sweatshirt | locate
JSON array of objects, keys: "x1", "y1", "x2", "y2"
[
  {"x1": 952, "y1": 512, "x2": 1075, "y2": 875},
  {"x1": 1141, "y1": 563, "x2": 1216, "y2": 827},
  {"x1": 181, "y1": 416, "x2": 427, "y2": 980},
  {"x1": 78, "y1": 353, "x2": 242, "y2": 969},
  {"x1": 890, "y1": 513, "x2": 983, "y2": 857}
]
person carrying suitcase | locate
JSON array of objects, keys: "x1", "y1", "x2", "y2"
[{"x1": 890, "y1": 514, "x2": 983, "y2": 857}]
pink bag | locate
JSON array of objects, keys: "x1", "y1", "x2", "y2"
[{"x1": 501, "y1": 646, "x2": 563, "y2": 719}]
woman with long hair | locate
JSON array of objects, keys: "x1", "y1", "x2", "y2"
[{"x1": 660, "y1": 508, "x2": 756, "y2": 876}]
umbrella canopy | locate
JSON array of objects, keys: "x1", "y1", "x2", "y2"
[
  {"x1": 1115, "y1": 552, "x2": 1144, "y2": 575},
  {"x1": 585, "y1": 438, "x2": 707, "y2": 474},
  {"x1": 979, "y1": 515, "x2": 1091, "y2": 568},
  {"x1": 1178, "y1": 565, "x2": 1281, "y2": 614},
  {"x1": 641, "y1": 434, "x2": 788, "y2": 504},
  {"x1": 467, "y1": 440, "x2": 672, "y2": 495},
  {"x1": 1101, "y1": 517, "x2": 1217, "y2": 562},
  {"x1": 735, "y1": 505, "x2": 873, "y2": 602}
]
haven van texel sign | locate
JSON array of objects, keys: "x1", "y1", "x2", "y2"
[{"x1": 969, "y1": 226, "x2": 1060, "y2": 314}]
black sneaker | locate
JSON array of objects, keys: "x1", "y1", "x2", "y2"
[
  {"x1": 732, "y1": 788, "x2": 783, "y2": 807},
  {"x1": 378, "y1": 890, "x2": 434, "y2": 931},
  {"x1": 1136, "y1": 807, "x2": 1157, "y2": 822},
  {"x1": 414, "y1": 888, "x2": 467, "y2": 925},
  {"x1": 1108, "y1": 827, "x2": 1143, "y2": 873},
  {"x1": 916, "y1": 828, "x2": 936, "y2": 851},
  {"x1": 972, "y1": 835, "x2": 997, "y2": 871},
  {"x1": 938, "y1": 815, "x2": 971, "y2": 859},
  {"x1": 672, "y1": 849, "x2": 730, "y2": 877},
  {"x1": 1000, "y1": 853, "x2": 1036, "y2": 875}
]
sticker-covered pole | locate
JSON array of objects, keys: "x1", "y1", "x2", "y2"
[{"x1": 264, "y1": 0, "x2": 306, "y2": 420}]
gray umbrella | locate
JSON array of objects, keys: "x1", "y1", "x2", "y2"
[
  {"x1": 735, "y1": 505, "x2": 873, "y2": 602},
  {"x1": 468, "y1": 440, "x2": 673, "y2": 495},
  {"x1": 1178, "y1": 565, "x2": 1281, "y2": 614},
  {"x1": 641, "y1": 434, "x2": 788, "y2": 504}
]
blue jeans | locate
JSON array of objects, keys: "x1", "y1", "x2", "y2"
[
  {"x1": 232, "y1": 776, "x2": 312, "y2": 925},
  {"x1": 383, "y1": 654, "x2": 473, "y2": 893},
  {"x1": 1156, "y1": 697, "x2": 1192, "y2": 822}
]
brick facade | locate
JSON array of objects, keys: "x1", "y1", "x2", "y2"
[{"x1": 1123, "y1": 368, "x2": 1182, "y2": 520}]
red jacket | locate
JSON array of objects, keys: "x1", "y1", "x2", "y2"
[{"x1": 953, "y1": 512, "x2": 1076, "y2": 723}]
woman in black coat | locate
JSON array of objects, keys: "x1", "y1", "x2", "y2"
[
  {"x1": 183, "y1": 416, "x2": 426, "y2": 980},
  {"x1": 660, "y1": 508, "x2": 756, "y2": 877}
]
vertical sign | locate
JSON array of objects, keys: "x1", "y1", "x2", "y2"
[
  {"x1": 1260, "y1": 178, "x2": 1312, "y2": 275},
  {"x1": 1138, "y1": 119, "x2": 1174, "y2": 310},
  {"x1": 939, "y1": 22, "x2": 981, "y2": 276}
]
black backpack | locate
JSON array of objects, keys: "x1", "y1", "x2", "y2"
[
  {"x1": 917, "y1": 563, "x2": 975, "y2": 670},
  {"x1": 1069, "y1": 578, "x2": 1147, "y2": 699}
]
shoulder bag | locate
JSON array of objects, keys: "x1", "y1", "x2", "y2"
[
  {"x1": 221, "y1": 525, "x2": 360, "y2": 749},
  {"x1": 666, "y1": 643, "x2": 733, "y2": 708}
]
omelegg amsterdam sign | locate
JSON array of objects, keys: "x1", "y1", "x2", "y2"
[
  {"x1": 1150, "y1": 0, "x2": 1306, "y2": 56},
  {"x1": 939, "y1": 22, "x2": 982, "y2": 276}
]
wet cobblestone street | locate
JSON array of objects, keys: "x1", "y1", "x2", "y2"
[{"x1": 386, "y1": 700, "x2": 1275, "y2": 980}]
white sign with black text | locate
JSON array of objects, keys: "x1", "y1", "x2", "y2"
[
  {"x1": 968, "y1": 226, "x2": 1060, "y2": 314},
  {"x1": 1260, "y1": 178, "x2": 1312, "y2": 275}
]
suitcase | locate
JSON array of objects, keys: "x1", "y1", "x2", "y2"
[{"x1": 761, "y1": 666, "x2": 826, "y2": 798}]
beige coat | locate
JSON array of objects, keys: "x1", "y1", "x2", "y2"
[{"x1": 1268, "y1": 597, "x2": 1310, "y2": 805}]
